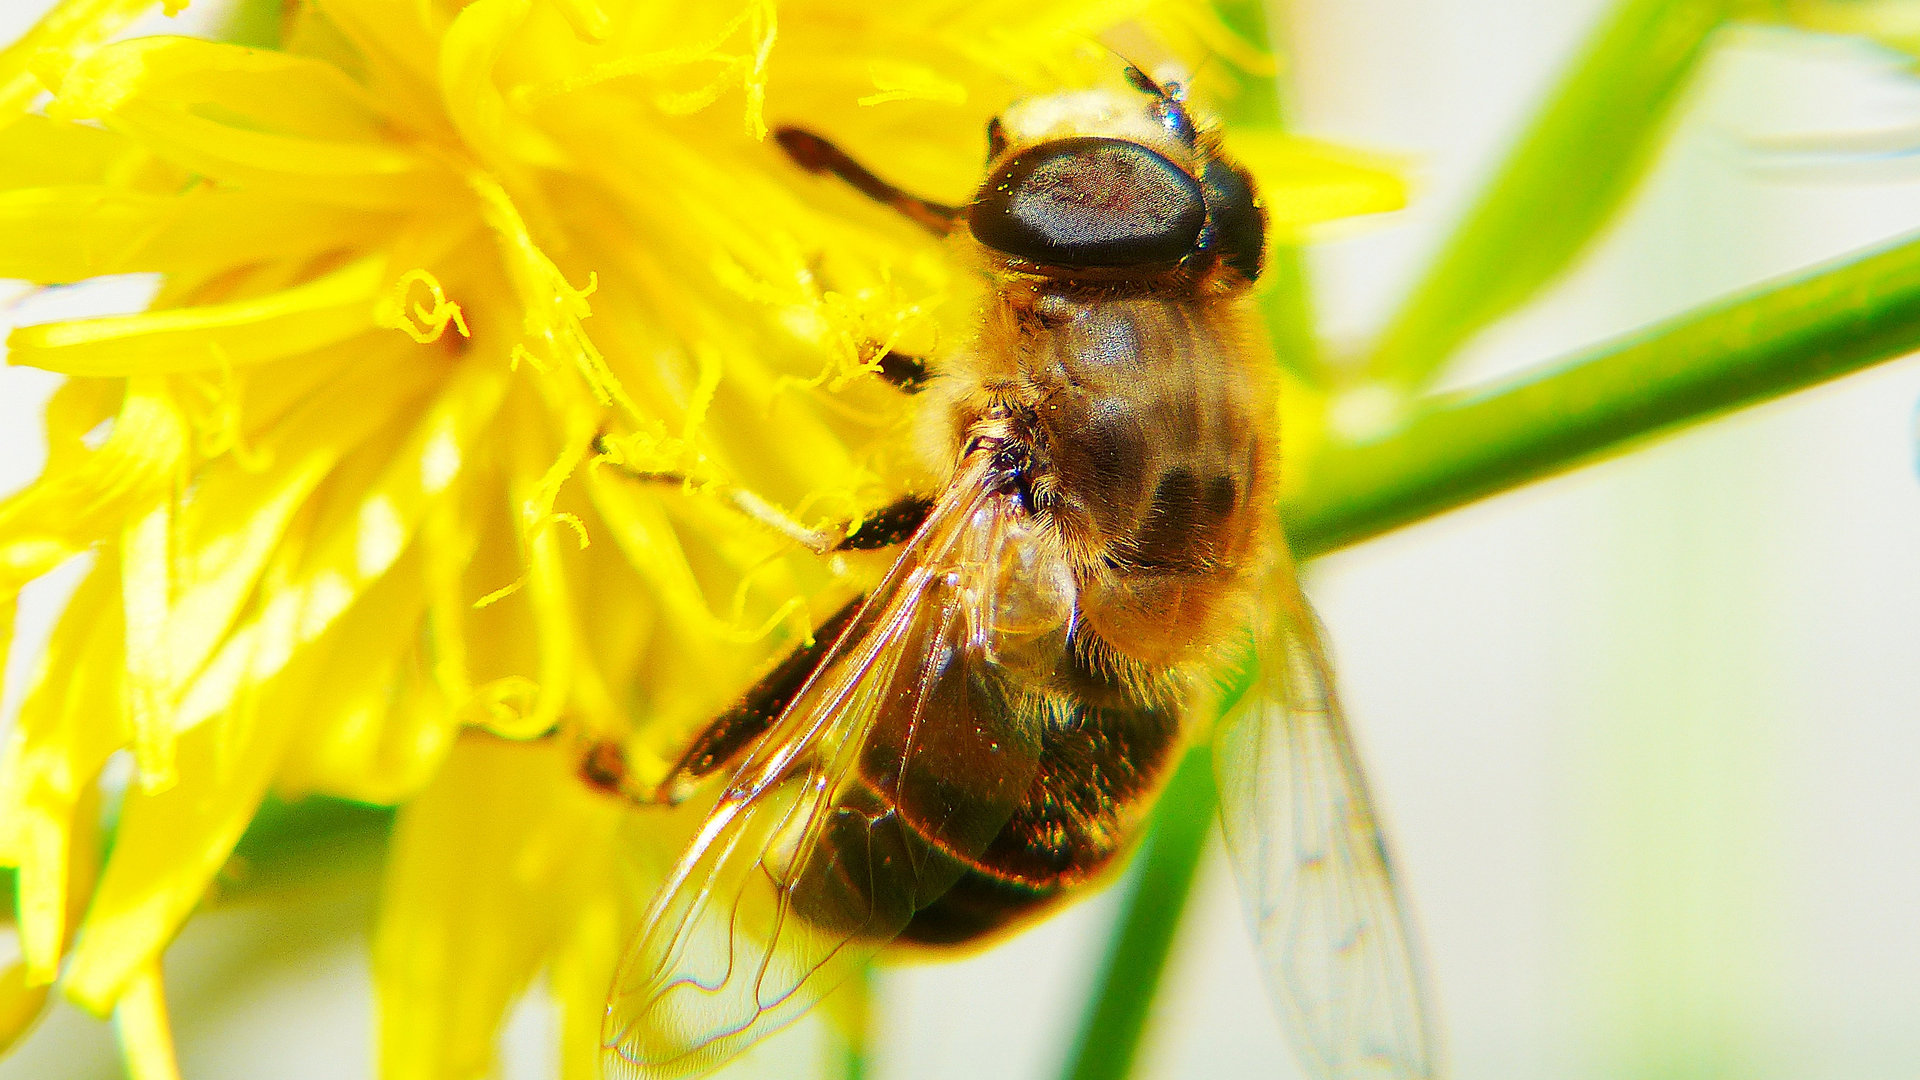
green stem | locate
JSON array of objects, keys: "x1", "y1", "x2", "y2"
[
  {"x1": 1059, "y1": 749, "x2": 1217, "y2": 1080},
  {"x1": 1363, "y1": 0, "x2": 1737, "y2": 388},
  {"x1": 1290, "y1": 225, "x2": 1920, "y2": 556},
  {"x1": 836, "y1": 963, "x2": 873, "y2": 1080}
]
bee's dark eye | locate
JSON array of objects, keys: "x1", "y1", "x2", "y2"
[
  {"x1": 969, "y1": 137, "x2": 1205, "y2": 268},
  {"x1": 1200, "y1": 158, "x2": 1264, "y2": 281}
]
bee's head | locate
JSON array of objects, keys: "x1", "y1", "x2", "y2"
[{"x1": 968, "y1": 69, "x2": 1265, "y2": 282}]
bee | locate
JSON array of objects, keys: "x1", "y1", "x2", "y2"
[{"x1": 597, "y1": 67, "x2": 1436, "y2": 1080}]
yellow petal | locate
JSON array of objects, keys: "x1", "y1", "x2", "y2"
[
  {"x1": 0, "y1": 963, "x2": 53, "y2": 1055},
  {"x1": 63, "y1": 682, "x2": 297, "y2": 1013},
  {"x1": 858, "y1": 59, "x2": 968, "y2": 106},
  {"x1": 5, "y1": 257, "x2": 386, "y2": 377},
  {"x1": 0, "y1": 114, "x2": 143, "y2": 188},
  {"x1": 375, "y1": 736, "x2": 622, "y2": 1080},
  {"x1": 0, "y1": 185, "x2": 401, "y2": 284},
  {"x1": 160, "y1": 339, "x2": 444, "y2": 717},
  {"x1": 0, "y1": 595, "x2": 12, "y2": 753},
  {"x1": 417, "y1": 475, "x2": 478, "y2": 712},
  {"x1": 121, "y1": 476, "x2": 177, "y2": 792},
  {"x1": 0, "y1": 380, "x2": 183, "y2": 596},
  {"x1": 1228, "y1": 129, "x2": 1409, "y2": 234},
  {"x1": 111, "y1": 961, "x2": 181, "y2": 1080},
  {"x1": 50, "y1": 37, "x2": 453, "y2": 210},
  {"x1": 0, "y1": 0, "x2": 156, "y2": 123},
  {"x1": 469, "y1": 172, "x2": 642, "y2": 420},
  {"x1": 545, "y1": 0, "x2": 612, "y2": 42},
  {"x1": 65, "y1": 355, "x2": 502, "y2": 1008},
  {"x1": 550, "y1": 891, "x2": 625, "y2": 1080},
  {"x1": 287, "y1": 0, "x2": 451, "y2": 131},
  {"x1": 170, "y1": 361, "x2": 509, "y2": 735},
  {"x1": 439, "y1": 0, "x2": 570, "y2": 172},
  {"x1": 30, "y1": 376, "x2": 123, "y2": 477},
  {"x1": 0, "y1": 562, "x2": 124, "y2": 985},
  {"x1": 489, "y1": 411, "x2": 596, "y2": 740},
  {"x1": 548, "y1": 812, "x2": 681, "y2": 1080},
  {"x1": 275, "y1": 543, "x2": 452, "y2": 804},
  {"x1": 284, "y1": 656, "x2": 458, "y2": 805}
]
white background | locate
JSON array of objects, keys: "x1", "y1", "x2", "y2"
[{"x1": 6, "y1": 0, "x2": 1920, "y2": 1077}]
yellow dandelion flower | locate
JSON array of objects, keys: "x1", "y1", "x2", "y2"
[{"x1": 0, "y1": 0, "x2": 1404, "y2": 1076}]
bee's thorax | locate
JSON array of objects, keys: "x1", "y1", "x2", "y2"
[{"x1": 952, "y1": 284, "x2": 1275, "y2": 670}]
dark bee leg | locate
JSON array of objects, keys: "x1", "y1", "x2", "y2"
[
  {"x1": 874, "y1": 350, "x2": 930, "y2": 394},
  {"x1": 577, "y1": 597, "x2": 866, "y2": 805},
  {"x1": 834, "y1": 493, "x2": 934, "y2": 550},
  {"x1": 774, "y1": 127, "x2": 962, "y2": 236}
]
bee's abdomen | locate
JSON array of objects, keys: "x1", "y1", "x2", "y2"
[{"x1": 899, "y1": 674, "x2": 1182, "y2": 946}]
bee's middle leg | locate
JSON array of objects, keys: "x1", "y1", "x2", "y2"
[
  {"x1": 595, "y1": 442, "x2": 932, "y2": 555},
  {"x1": 873, "y1": 349, "x2": 930, "y2": 394},
  {"x1": 577, "y1": 596, "x2": 866, "y2": 806},
  {"x1": 581, "y1": 451, "x2": 934, "y2": 803},
  {"x1": 716, "y1": 489, "x2": 933, "y2": 555}
]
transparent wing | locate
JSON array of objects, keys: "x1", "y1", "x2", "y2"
[
  {"x1": 1214, "y1": 554, "x2": 1439, "y2": 1080},
  {"x1": 603, "y1": 459, "x2": 1055, "y2": 1080}
]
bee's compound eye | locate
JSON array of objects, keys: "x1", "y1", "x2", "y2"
[
  {"x1": 1200, "y1": 158, "x2": 1265, "y2": 281},
  {"x1": 969, "y1": 137, "x2": 1205, "y2": 268}
]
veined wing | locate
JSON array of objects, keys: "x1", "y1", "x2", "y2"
[
  {"x1": 603, "y1": 457, "x2": 1060, "y2": 1080},
  {"x1": 1214, "y1": 553, "x2": 1438, "y2": 1080}
]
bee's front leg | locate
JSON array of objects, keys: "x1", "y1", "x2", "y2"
[{"x1": 774, "y1": 127, "x2": 962, "y2": 237}]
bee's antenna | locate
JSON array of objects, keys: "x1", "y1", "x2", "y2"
[
  {"x1": 1119, "y1": 57, "x2": 1160, "y2": 97},
  {"x1": 1109, "y1": 52, "x2": 1199, "y2": 146}
]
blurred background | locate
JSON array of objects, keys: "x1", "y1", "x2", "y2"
[{"x1": 6, "y1": 0, "x2": 1920, "y2": 1077}]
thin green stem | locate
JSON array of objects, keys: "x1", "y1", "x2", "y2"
[
  {"x1": 1058, "y1": 748, "x2": 1217, "y2": 1080},
  {"x1": 1290, "y1": 225, "x2": 1920, "y2": 555}
]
